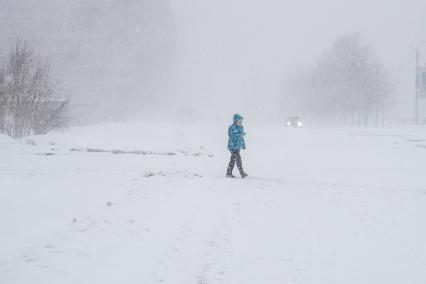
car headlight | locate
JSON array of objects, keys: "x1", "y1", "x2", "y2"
[
  {"x1": 297, "y1": 122, "x2": 303, "y2": 126},
  {"x1": 286, "y1": 122, "x2": 291, "y2": 126}
]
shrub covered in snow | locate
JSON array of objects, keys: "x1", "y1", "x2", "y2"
[{"x1": 0, "y1": 41, "x2": 69, "y2": 138}]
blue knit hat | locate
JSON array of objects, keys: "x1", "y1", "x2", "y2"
[{"x1": 233, "y1": 114, "x2": 243, "y2": 122}]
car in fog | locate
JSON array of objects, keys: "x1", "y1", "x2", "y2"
[{"x1": 285, "y1": 116, "x2": 303, "y2": 127}]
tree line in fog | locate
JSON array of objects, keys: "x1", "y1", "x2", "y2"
[{"x1": 285, "y1": 33, "x2": 392, "y2": 126}]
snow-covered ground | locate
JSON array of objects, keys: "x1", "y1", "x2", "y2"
[{"x1": 1, "y1": 122, "x2": 426, "y2": 284}]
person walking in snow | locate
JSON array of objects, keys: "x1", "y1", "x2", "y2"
[{"x1": 226, "y1": 114, "x2": 248, "y2": 178}]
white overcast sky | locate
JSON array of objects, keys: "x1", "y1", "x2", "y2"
[
  {"x1": 171, "y1": 0, "x2": 426, "y2": 117},
  {"x1": 1, "y1": 0, "x2": 425, "y2": 119}
]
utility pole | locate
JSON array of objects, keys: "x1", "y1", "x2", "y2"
[{"x1": 415, "y1": 49, "x2": 419, "y2": 124}]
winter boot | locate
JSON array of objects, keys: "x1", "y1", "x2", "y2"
[{"x1": 240, "y1": 172, "x2": 248, "y2": 178}]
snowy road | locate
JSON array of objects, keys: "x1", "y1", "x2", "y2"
[{"x1": 1, "y1": 123, "x2": 426, "y2": 283}]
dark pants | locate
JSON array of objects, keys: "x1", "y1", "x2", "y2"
[{"x1": 227, "y1": 149, "x2": 244, "y2": 175}]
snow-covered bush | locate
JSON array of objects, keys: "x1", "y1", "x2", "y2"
[{"x1": 0, "y1": 41, "x2": 69, "y2": 138}]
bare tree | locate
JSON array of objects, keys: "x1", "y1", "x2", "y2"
[
  {"x1": 298, "y1": 33, "x2": 392, "y2": 126},
  {"x1": 0, "y1": 41, "x2": 68, "y2": 138}
]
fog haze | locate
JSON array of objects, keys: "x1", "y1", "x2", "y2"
[
  {"x1": 1, "y1": 0, "x2": 425, "y2": 121},
  {"x1": 172, "y1": 0, "x2": 426, "y2": 120}
]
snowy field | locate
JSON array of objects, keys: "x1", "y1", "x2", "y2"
[{"x1": 1, "y1": 122, "x2": 426, "y2": 284}]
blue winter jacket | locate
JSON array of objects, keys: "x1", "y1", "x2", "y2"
[{"x1": 228, "y1": 115, "x2": 246, "y2": 150}]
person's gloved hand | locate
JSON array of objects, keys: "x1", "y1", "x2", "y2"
[{"x1": 242, "y1": 145, "x2": 246, "y2": 150}]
